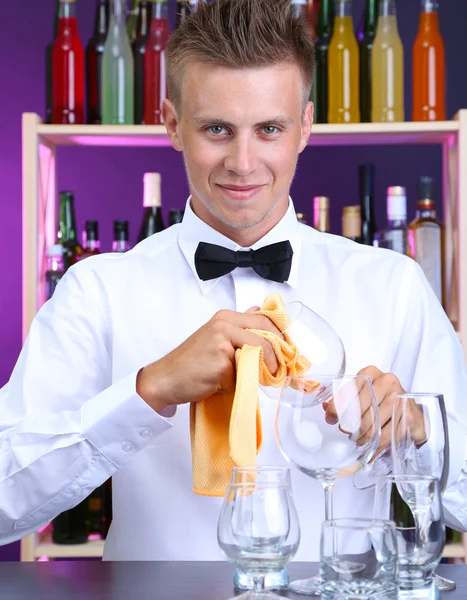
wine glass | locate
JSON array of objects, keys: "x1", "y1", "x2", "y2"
[
  {"x1": 392, "y1": 393, "x2": 455, "y2": 592},
  {"x1": 284, "y1": 301, "x2": 346, "y2": 383},
  {"x1": 374, "y1": 475, "x2": 446, "y2": 595},
  {"x1": 275, "y1": 374, "x2": 381, "y2": 595},
  {"x1": 217, "y1": 466, "x2": 300, "y2": 600}
]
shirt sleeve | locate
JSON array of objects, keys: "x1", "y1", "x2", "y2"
[
  {"x1": 0, "y1": 262, "x2": 173, "y2": 545},
  {"x1": 391, "y1": 258, "x2": 467, "y2": 531}
]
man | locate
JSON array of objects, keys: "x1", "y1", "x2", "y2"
[{"x1": 0, "y1": 0, "x2": 466, "y2": 561}]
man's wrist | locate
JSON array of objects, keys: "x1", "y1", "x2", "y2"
[{"x1": 136, "y1": 365, "x2": 169, "y2": 415}]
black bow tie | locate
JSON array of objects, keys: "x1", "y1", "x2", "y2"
[{"x1": 194, "y1": 240, "x2": 293, "y2": 283}]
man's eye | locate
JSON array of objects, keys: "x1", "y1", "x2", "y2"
[
  {"x1": 208, "y1": 126, "x2": 227, "y2": 135},
  {"x1": 263, "y1": 126, "x2": 279, "y2": 135}
]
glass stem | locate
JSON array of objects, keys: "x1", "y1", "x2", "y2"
[
  {"x1": 323, "y1": 482, "x2": 335, "y2": 521},
  {"x1": 253, "y1": 575, "x2": 266, "y2": 592}
]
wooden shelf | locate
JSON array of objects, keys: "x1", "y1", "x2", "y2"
[{"x1": 34, "y1": 118, "x2": 459, "y2": 149}]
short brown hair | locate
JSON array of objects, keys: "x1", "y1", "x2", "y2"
[{"x1": 166, "y1": 0, "x2": 315, "y2": 114}]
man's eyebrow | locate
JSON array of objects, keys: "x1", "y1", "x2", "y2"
[{"x1": 193, "y1": 116, "x2": 295, "y2": 127}]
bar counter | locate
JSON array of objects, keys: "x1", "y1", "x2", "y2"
[{"x1": 1, "y1": 561, "x2": 466, "y2": 598}]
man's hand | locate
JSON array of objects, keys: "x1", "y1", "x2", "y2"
[
  {"x1": 324, "y1": 366, "x2": 427, "y2": 457},
  {"x1": 136, "y1": 307, "x2": 283, "y2": 414}
]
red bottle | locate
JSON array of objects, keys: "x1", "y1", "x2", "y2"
[
  {"x1": 52, "y1": 0, "x2": 85, "y2": 124},
  {"x1": 143, "y1": 0, "x2": 170, "y2": 125}
]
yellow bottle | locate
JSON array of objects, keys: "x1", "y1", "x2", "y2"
[
  {"x1": 372, "y1": 0, "x2": 404, "y2": 122},
  {"x1": 328, "y1": 0, "x2": 360, "y2": 124}
]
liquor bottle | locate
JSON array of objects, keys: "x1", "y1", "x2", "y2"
[
  {"x1": 57, "y1": 192, "x2": 83, "y2": 269},
  {"x1": 408, "y1": 176, "x2": 444, "y2": 304},
  {"x1": 342, "y1": 206, "x2": 361, "y2": 241},
  {"x1": 52, "y1": 502, "x2": 89, "y2": 545},
  {"x1": 373, "y1": 186, "x2": 408, "y2": 254},
  {"x1": 79, "y1": 220, "x2": 101, "y2": 260},
  {"x1": 137, "y1": 173, "x2": 165, "y2": 242},
  {"x1": 359, "y1": 164, "x2": 377, "y2": 245},
  {"x1": 127, "y1": 0, "x2": 140, "y2": 44},
  {"x1": 132, "y1": 0, "x2": 152, "y2": 125},
  {"x1": 176, "y1": 0, "x2": 191, "y2": 29},
  {"x1": 86, "y1": 0, "x2": 110, "y2": 124},
  {"x1": 412, "y1": 0, "x2": 446, "y2": 122},
  {"x1": 51, "y1": 0, "x2": 85, "y2": 125},
  {"x1": 314, "y1": 0, "x2": 334, "y2": 124},
  {"x1": 359, "y1": 0, "x2": 379, "y2": 123},
  {"x1": 46, "y1": 0, "x2": 60, "y2": 124},
  {"x1": 133, "y1": 1, "x2": 153, "y2": 124},
  {"x1": 372, "y1": 0, "x2": 404, "y2": 123},
  {"x1": 113, "y1": 220, "x2": 131, "y2": 252},
  {"x1": 306, "y1": 0, "x2": 321, "y2": 40},
  {"x1": 45, "y1": 245, "x2": 65, "y2": 300},
  {"x1": 169, "y1": 209, "x2": 185, "y2": 225},
  {"x1": 328, "y1": 0, "x2": 360, "y2": 124},
  {"x1": 296, "y1": 212, "x2": 308, "y2": 225},
  {"x1": 313, "y1": 196, "x2": 331, "y2": 232},
  {"x1": 102, "y1": 0, "x2": 135, "y2": 124},
  {"x1": 143, "y1": 0, "x2": 170, "y2": 125}
]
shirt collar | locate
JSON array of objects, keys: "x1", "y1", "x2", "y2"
[{"x1": 178, "y1": 196, "x2": 302, "y2": 295}]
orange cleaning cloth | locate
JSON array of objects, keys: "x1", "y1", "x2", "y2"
[{"x1": 190, "y1": 292, "x2": 312, "y2": 497}]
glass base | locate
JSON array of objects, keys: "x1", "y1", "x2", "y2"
[
  {"x1": 228, "y1": 592, "x2": 284, "y2": 600},
  {"x1": 234, "y1": 568, "x2": 289, "y2": 591},
  {"x1": 288, "y1": 575, "x2": 322, "y2": 596},
  {"x1": 398, "y1": 581, "x2": 440, "y2": 600},
  {"x1": 433, "y1": 572, "x2": 456, "y2": 592}
]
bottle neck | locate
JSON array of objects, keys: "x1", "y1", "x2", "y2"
[
  {"x1": 59, "y1": 198, "x2": 77, "y2": 241},
  {"x1": 318, "y1": 0, "x2": 334, "y2": 37},
  {"x1": 94, "y1": 0, "x2": 109, "y2": 36},
  {"x1": 419, "y1": 9, "x2": 439, "y2": 31},
  {"x1": 364, "y1": 0, "x2": 379, "y2": 33},
  {"x1": 153, "y1": 0, "x2": 169, "y2": 19},
  {"x1": 335, "y1": 0, "x2": 352, "y2": 18},
  {"x1": 420, "y1": 0, "x2": 438, "y2": 13},
  {"x1": 136, "y1": 1, "x2": 152, "y2": 36},
  {"x1": 416, "y1": 207, "x2": 437, "y2": 219},
  {"x1": 53, "y1": 0, "x2": 61, "y2": 37},
  {"x1": 379, "y1": 0, "x2": 396, "y2": 17},
  {"x1": 110, "y1": 0, "x2": 126, "y2": 23},
  {"x1": 59, "y1": 1, "x2": 77, "y2": 19}
]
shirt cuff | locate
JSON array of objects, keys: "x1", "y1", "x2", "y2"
[{"x1": 81, "y1": 371, "x2": 173, "y2": 467}]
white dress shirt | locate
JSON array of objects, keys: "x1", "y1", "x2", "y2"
[{"x1": 1, "y1": 199, "x2": 467, "y2": 561}]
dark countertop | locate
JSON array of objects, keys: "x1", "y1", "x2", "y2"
[{"x1": 0, "y1": 561, "x2": 465, "y2": 599}]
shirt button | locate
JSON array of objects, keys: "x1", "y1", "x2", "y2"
[
  {"x1": 122, "y1": 442, "x2": 134, "y2": 453},
  {"x1": 139, "y1": 428, "x2": 152, "y2": 438}
]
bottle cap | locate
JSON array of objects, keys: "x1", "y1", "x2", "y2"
[
  {"x1": 85, "y1": 220, "x2": 99, "y2": 241},
  {"x1": 143, "y1": 173, "x2": 162, "y2": 207},
  {"x1": 313, "y1": 196, "x2": 330, "y2": 210},
  {"x1": 48, "y1": 244, "x2": 64, "y2": 257},
  {"x1": 387, "y1": 186, "x2": 407, "y2": 219},
  {"x1": 114, "y1": 220, "x2": 129, "y2": 240},
  {"x1": 342, "y1": 205, "x2": 361, "y2": 239},
  {"x1": 417, "y1": 176, "x2": 435, "y2": 201}
]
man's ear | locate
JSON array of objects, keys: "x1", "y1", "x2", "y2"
[
  {"x1": 162, "y1": 98, "x2": 183, "y2": 152},
  {"x1": 298, "y1": 100, "x2": 313, "y2": 153}
]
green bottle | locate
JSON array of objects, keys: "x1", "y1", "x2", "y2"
[
  {"x1": 102, "y1": 0, "x2": 135, "y2": 124},
  {"x1": 57, "y1": 192, "x2": 83, "y2": 270},
  {"x1": 314, "y1": 0, "x2": 335, "y2": 124},
  {"x1": 359, "y1": 0, "x2": 379, "y2": 122}
]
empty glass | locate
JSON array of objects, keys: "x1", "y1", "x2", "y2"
[
  {"x1": 217, "y1": 466, "x2": 300, "y2": 600},
  {"x1": 392, "y1": 393, "x2": 455, "y2": 592},
  {"x1": 320, "y1": 518, "x2": 398, "y2": 600},
  {"x1": 374, "y1": 475, "x2": 445, "y2": 592},
  {"x1": 275, "y1": 375, "x2": 381, "y2": 595}
]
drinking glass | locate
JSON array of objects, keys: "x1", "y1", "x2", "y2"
[
  {"x1": 392, "y1": 393, "x2": 455, "y2": 592},
  {"x1": 275, "y1": 374, "x2": 381, "y2": 595},
  {"x1": 320, "y1": 518, "x2": 398, "y2": 600},
  {"x1": 374, "y1": 475, "x2": 445, "y2": 593},
  {"x1": 218, "y1": 466, "x2": 300, "y2": 600}
]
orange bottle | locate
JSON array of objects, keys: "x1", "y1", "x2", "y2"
[{"x1": 412, "y1": 0, "x2": 446, "y2": 121}]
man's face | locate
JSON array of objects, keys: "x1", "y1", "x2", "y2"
[{"x1": 163, "y1": 62, "x2": 313, "y2": 244}]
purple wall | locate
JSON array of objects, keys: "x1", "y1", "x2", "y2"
[{"x1": 1, "y1": 0, "x2": 467, "y2": 561}]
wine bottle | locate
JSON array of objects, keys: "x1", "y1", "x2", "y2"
[
  {"x1": 373, "y1": 186, "x2": 408, "y2": 254},
  {"x1": 133, "y1": 1, "x2": 152, "y2": 125},
  {"x1": 86, "y1": 0, "x2": 110, "y2": 124},
  {"x1": 313, "y1": 196, "x2": 330, "y2": 232},
  {"x1": 57, "y1": 192, "x2": 83, "y2": 269},
  {"x1": 143, "y1": 0, "x2": 170, "y2": 125},
  {"x1": 51, "y1": 0, "x2": 85, "y2": 124},
  {"x1": 359, "y1": 164, "x2": 377, "y2": 245},
  {"x1": 45, "y1": 245, "x2": 65, "y2": 300},
  {"x1": 314, "y1": 0, "x2": 334, "y2": 123},
  {"x1": 46, "y1": 0, "x2": 60, "y2": 124},
  {"x1": 79, "y1": 220, "x2": 101, "y2": 260},
  {"x1": 359, "y1": 0, "x2": 379, "y2": 123},
  {"x1": 102, "y1": 0, "x2": 135, "y2": 124},
  {"x1": 137, "y1": 173, "x2": 165, "y2": 242},
  {"x1": 113, "y1": 220, "x2": 131, "y2": 252}
]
